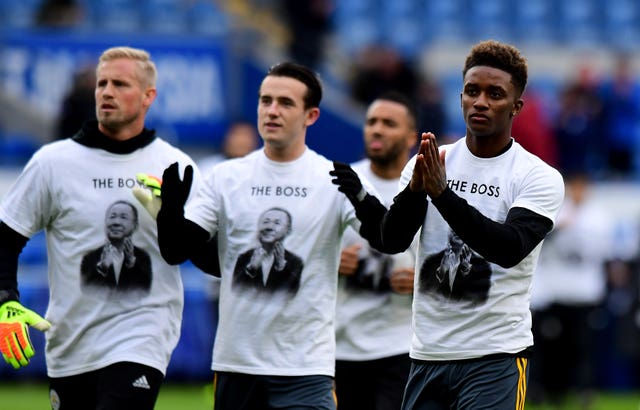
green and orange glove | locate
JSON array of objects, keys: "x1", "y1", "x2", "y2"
[
  {"x1": 0, "y1": 301, "x2": 50, "y2": 369},
  {"x1": 133, "y1": 173, "x2": 163, "y2": 219}
]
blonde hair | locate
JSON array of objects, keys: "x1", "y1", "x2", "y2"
[{"x1": 97, "y1": 46, "x2": 157, "y2": 88}]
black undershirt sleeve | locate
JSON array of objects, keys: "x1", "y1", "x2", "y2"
[
  {"x1": 431, "y1": 187, "x2": 554, "y2": 268},
  {"x1": 0, "y1": 222, "x2": 29, "y2": 303},
  {"x1": 352, "y1": 194, "x2": 388, "y2": 253},
  {"x1": 189, "y1": 233, "x2": 221, "y2": 277},
  {"x1": 157, "y1": 206, "x2": 211, "y2": 267},
  {"x1": 381, "y1": 185, "x2": 429, "y2": 254}
]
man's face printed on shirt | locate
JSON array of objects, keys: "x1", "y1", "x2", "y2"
[
  {"x1": 105, "y1": 201, "x2": 138, "y2": 241},
  {"x1": 257, "y1": 208, "x2": 290, "y2": 245}
]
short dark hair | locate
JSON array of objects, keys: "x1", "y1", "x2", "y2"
[
  {"x1": 463, "y1": 40, "x2": 528, "y2": 97},
  {"x1": 267, "y1": 62, "x2": 323, "y2": 109},
  {"x1": 374, "y1": 90, "x2": 419, "y2": 130}
]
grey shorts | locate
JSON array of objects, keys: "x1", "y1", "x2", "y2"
[
  {"x1": 213, "y1": 371, "x2": 336, "y2": 410},
  {"x1": 401, "y1": 355, "x2": 529, "y2": 410}
]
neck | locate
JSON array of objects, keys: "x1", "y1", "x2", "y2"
[
  {"x1": 465, "y1": 133, "x2": 512, "y2": 158},
  {"x1": 369, "y1": 156, "x2": 407, "y2": 180},
  {"x1": 98, "y1": 122, "x2": 145, "y2": 141},
  {"x1": 263, "y1": 141, "x2": 306, "y2": 162}
]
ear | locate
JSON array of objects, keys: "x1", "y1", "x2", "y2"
[
  {"x1": 143, "y1": 87, "x2": 157, "y2": 109},
  {"x1": 305, "y1": 107, "x2": 320, "y2": 127},
  {"x1": 510, "y1": 98, "x2": 524, "y2": 118},
  {"x1": 407, "y1": 131, "x2": 418, "y2": 150}
]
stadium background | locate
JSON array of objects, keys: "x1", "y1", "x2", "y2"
[{"x1": 1, "y1": 0, "x2": 640, "y2": 407}]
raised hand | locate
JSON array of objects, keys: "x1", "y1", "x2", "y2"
[
  {"x1": 410, "y1": 132, "x2": 447, "y2": 198},
  {"x1": 161, "y1": 162, "x2": 193, "y2": 213},
  {"x1": 330, "y1": 161, "x2": 366, "y2": 205}
]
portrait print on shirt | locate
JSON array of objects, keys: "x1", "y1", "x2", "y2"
[
  {"x1": 232, "y1": 207, "x2": 304, "y2": 294},
  {"x1": 419, "y1": 230, "x2": 491, "y2": 304},
  {"x1": 80, "y1": 200, "x2": 152, "y2": 291},
  {"x1": 345, "y1": 248, "x2": 393, "y2": 293}
]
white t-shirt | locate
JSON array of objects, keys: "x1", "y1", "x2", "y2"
[
  {"x1": 0, "y1": 137, "x2": 198, "y2": 377},
  {"x1": 185, "y1": 147, "x2": 369, "y2": 376},
  {"x1": 400, "y1": 138, "x2": 564, "y2": 361},
  {"x1": 335, "y1": 158, "x2": 415, "y2": 361},
  {"x1": 531, "y1": 197, "x2": 615, "y2": 309}
]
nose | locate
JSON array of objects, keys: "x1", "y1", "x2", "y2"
[
  {"x1": 472, "y1": 92, "x2": 489, "y2": 109},
  {"x1": 265, "y1": 102, "x2": 280, "y2": 116},
  {"x1": 100, "y1": 81, "x2": 115, "y2": 97},
  {"x1": 370, "y1": 120, "x2": 383, "y2": 134}
]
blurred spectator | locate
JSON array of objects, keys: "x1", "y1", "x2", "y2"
[
  {"x1": 280, "y1": 0, "x2": 334, "y2": 70},
  {"x1": 512, "y1": 90, "x2": 558, "y2": 167},
  {"x1": 55, "y1": 65, "x2": 96, "y2": 140},
  {"x1": 35, "y1": 0, "x2": 83, "y2": 28},
  {"x1": 349, "y1": 45, "x2": 447, "y2": 145},
  {"x1": 530, "y1": 173, "x2": 616, "y2": 408},
  {"x1": 553, "y1": 66, "x2": 604, "y2": 177},
  {"x1": 598, "y1": 53, "x2": 640, "y2": 179},
  {"x1": 349, "y1": 45, "x2": 419, "y2": 107},
  {"x1": 600, "y1": 256, "x2": 640, "y2": 389},
  {"x1": 416, "y1": 78, "x2": 447, "y2": 141},
  {"x1": 197, "y1": 120, "x2": 260, "y2": 173}
]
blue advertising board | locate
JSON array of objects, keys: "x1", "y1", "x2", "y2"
[{"x1": 0, "y1": 29, "x2": 231, "y2": 149}]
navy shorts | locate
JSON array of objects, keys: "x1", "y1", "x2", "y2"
[
  {"x1": 213, "y1": 371, "x2": 337, "y2": 410},
  {"x1": 335, "y1": 353, "x2": 411, "y2": 410},
  {"x1": 48, "y1": 361, "x2": 164, "y2": 410},
  {"x1": 401, "y1": 355, "x2": 529, "y2": 410}
]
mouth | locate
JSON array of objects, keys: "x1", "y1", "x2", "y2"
[
  {"x1": 368, "y1": 140, "x2": 384, "y2": 150},
  {"x1": 468, "y1": 113, "x2": 489, "y2": 123},
  {"x1": 263, "y1": 122, "x2": 281, "y2": 130}
]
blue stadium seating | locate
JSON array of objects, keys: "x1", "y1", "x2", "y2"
[
  {"x1": 187, "y1": 0, "x2": 230, "y2": 36},
  {"x1": 141, "y1": 0, "x2": 188, "y2": 33},
  {"x1": 86, "y1": 0, "x2": 142, "y2": 33},
  {"x1": 0, "y1": 0, "x2": 41, "y2": 28},
  {"x1": 511, "y1": 0, "x2": 558, "y2": 45},
  {"x1": 466, "y1": 0, "x2": 512, "y2": 43},
  {"x1": 422, "y1": 0, "x2": 468, "y2": 44}
]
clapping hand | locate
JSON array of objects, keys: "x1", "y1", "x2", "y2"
[{"x1": 410, "y1": 132, "x2": 447, "y2": 198}]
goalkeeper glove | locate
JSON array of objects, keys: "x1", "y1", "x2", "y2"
[
  {"x1": 0, "y1": 301, "x2": 50, "y2": 369},
  {"x1": 133, "y1": 173, "x2": 163, "y2": 219}
]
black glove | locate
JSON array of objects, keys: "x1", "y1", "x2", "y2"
[
  {"x1": 157, "y1": 162, "x2": 194, "y2": 265},
  {"x1": 161, "y1": 162, "x2": 193, "y2": 214},
  {"x1": 330, "y1": 161, "x2": 366, "y2": 205},
  {"x1": 330, "y1": 161, "x2": 389, "y2": 253}
]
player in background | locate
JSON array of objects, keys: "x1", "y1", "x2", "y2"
[{"x1": 335, "y1": 91, "x2": 418, "y2": 410}]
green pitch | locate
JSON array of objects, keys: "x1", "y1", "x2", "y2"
[
  {"x1": 0, "y1": 381, "x2": 213, "y2": 410},
  {"x1": 0, "y1": 382, "x2": 638, "y2": 409}
]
